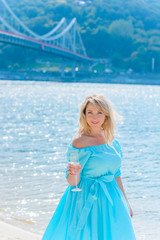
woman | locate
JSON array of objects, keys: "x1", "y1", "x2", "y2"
[{"x1": 42, "y1": 94, "x2": 136, "y2": 240}]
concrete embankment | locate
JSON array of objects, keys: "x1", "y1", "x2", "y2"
[{"x1": 0, "y1": 70, "x2": 160, "y2": 85}]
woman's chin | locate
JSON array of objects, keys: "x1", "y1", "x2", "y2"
[{"x1": 90, "y1": 124, "x2": 101, "y2": 128}]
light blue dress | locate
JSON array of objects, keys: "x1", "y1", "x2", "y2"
[{"x1": 42, "y1": 139, "x2": 136, "y2": 240}]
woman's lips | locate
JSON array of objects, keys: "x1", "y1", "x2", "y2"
[{"x1": 91, "y1": 121, "x2": 99, "y2": 124}]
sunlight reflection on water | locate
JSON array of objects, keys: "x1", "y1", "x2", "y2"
[{"x1": 0, "y1": 80, "x2": 160, "y2": 239}]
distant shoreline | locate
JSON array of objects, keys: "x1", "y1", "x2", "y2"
[{"x1": 0, "y1": 70, "x2": 160, "y2": 85}]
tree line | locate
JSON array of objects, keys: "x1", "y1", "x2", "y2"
[{"x1": 1, "y1": 0, "x2": 160, "y2": 73}]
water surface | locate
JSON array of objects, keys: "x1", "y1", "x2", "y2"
[{"x1": 0, "y1": 80, "x2": 159, "y2": 239}]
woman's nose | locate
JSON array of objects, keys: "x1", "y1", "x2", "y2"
[{"x1": 93, "y1": 114, "x2": 98, "y2": 119}]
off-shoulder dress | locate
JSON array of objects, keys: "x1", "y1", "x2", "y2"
[{"x1": 42, "y1": 139, "x2": 136, "y2": 240}]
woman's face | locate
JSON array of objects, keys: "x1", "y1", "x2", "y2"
[{"x1": 85, "y1": 102, "x2": 106, "y2": 129}]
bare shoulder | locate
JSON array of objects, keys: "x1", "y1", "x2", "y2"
[{"x1": 72, "y1": 133, "x2": 90, "y2": 149}]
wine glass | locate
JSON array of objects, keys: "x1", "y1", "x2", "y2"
[{"x1": 69, "y1": 150, "x2": 82, "y2": 192}]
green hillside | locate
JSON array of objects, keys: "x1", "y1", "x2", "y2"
[{"x1": 1, "y1": 0, "x2": 160, "y2": 73}]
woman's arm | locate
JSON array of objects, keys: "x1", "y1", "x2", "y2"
[{"x1": 115, "y1": 176, "x2": 133, "y2": 217}]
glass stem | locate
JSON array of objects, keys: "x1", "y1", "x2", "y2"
[{"x1": 75, "y1": 173, "x2": 77, "y2": 188}]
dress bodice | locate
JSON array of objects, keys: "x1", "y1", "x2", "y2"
[{"x1": 65, "y1": 139, "x2": 123, "y2": 179}]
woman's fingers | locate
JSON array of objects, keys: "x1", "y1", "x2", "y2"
[
  {"x1": 67, "y1": 165, "x2": 76, "y2": 174},
  {"x1": 67, "y1": 164, "x2": 82, "y2": 175},
  {"x1": 68, "y1": 164, "x2": 82, "y2": 169},
  {"x1": 130, "y1": 208, "x2": 133, "y2": 218},
  {"x1": 67, "y1": 169, "x2": 76, "y2": 175}
]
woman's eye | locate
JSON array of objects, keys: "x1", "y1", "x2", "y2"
[
  {"x1": 98, "y1": 112, "x2": 102, "y2": 114},
  {"x1": 88, "y1": 112, "x2": 92, "y2": 114}
]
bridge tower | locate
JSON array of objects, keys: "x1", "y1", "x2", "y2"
[{"x1": 0, "y1": 0, "x2": 92, "y2": 78}]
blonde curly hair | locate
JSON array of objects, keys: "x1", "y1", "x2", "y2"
[{"x1": 78, "y1": 94, "x2": 122, "y2": 144}]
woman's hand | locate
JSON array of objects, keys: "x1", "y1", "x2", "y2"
[
  {"x1": 67, "y1": 163, "x2": 82, "y2": 176},
  {"x1": 127, "y1": 201, "x2": 133, "y2": 218}
]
